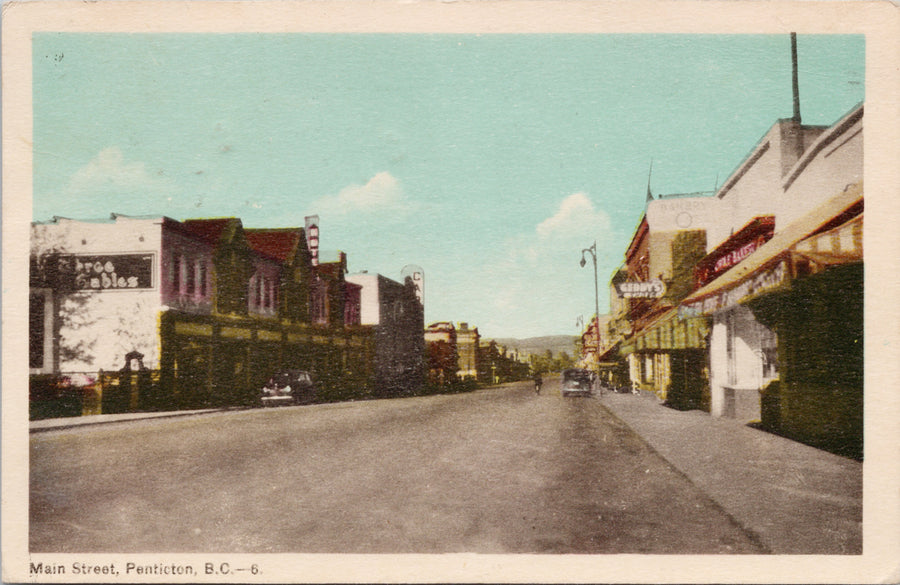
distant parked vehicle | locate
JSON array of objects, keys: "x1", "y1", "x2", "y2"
[
  {"x1": 561, "y1": 368, "x2": 593, "y2": 398},
  {"x1": 260, "y1": 370, "x2": 316, "y2": 406}
]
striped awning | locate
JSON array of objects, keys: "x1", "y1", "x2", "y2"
[{"x1": 623, "y1": 308, "x2": 710, "y2": 353}]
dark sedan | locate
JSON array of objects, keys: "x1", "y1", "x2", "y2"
[
  {"x1": 260, "y1": 370, "x2": 316, "y2": 406},
  {"x1": 561, "y1": 368, "x2": 594, "y2": 398}
]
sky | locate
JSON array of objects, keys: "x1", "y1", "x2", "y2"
[{"x1": 32, "y1": 33, "x2": 864, "y2": 339}]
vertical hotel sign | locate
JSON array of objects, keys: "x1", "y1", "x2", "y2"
[
  {"x1": 305, "y1": 215, "x2": 320, "y2": 266},
  {"x1": 401, "y1": 264, "x2": 425, "y2": 305}
]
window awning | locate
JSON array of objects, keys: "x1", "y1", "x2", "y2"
[{"x1": 679, "y1": 182, "x2": 863, "y2": 318}]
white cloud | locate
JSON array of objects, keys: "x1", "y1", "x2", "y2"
[
  {"x1": 311, "y1": 172, "x2": 410, "y2": 216},
  {"x1": 536, "y1": 192, "x2": 611, "y2": 241},
  {"x1": 467, "y1": 192, "x2": 614, "y2": 337},
  {"x1": 506, "y1": 192, "x2": 612, "y2": 267},
  {"x1": 64, "y1": 147, "x2": 177, "y2": 197}
]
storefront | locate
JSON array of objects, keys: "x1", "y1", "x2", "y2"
[
  {"x1": 680, "y1": 184, "x2": 863, "y2": 443},
  {"x1": 621, "y1": 308, "x2": 710, "y2": 408}
]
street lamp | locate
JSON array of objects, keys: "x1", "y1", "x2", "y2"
[{"x1": 580, "y1": 241, "x2": 601, "y2": 395}]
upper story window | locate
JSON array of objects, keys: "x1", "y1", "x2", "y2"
[
  {"x1": 170, "y1": 254, "x2": 210, "y2": 300},
  {"x1": 185, "y1": 258, "x2": 195, "y2": 294},
  {"x1": 198, "y1": 261, "x2": 207, "y2": 297},
  {"x1": 248, "y1": 272, "x2": 277, "y2": 314},
  {"x1": 248, "y1": 274, "x2": 258, "y2": 309}
]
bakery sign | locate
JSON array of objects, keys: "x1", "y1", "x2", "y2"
[
  {"x1": 64, "y1": 254, "x2": 155, "y2": 291},
  {"x1": 615, "y1": 279, "x2": 666, "y2": 299},
  {"x1": 712, "y1": 237, "x2": 766, "y2": 274}
]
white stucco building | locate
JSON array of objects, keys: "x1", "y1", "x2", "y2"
[
  {"x1": 31, "y1": 215, "x2": 176, "y2": 374},
  {"x1": 695, "y1": 104, "x2": 863, "y2": 420}
]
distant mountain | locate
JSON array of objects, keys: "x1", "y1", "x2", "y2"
[{"x1": 486, "y1": 335, "x2": 579, "y2": 358}]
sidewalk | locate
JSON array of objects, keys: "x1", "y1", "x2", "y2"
[
  {"x1": 598, "y1": 389, "x2": 862, "y2": 554},
  {"x1": 29, "y1": 408, "x2": 224, "y2": 433}
]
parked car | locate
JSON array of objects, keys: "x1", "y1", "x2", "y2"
[
  {"x1": 260, "y1": 370, "x2": 316, "y2": 406},
  {"x1": 561, "y1": 368, "x2": 593, "y2": 397}
]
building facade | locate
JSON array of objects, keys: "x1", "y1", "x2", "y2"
[
  {"x1": 590, "y1": 103, "x2": 863, "y2": 458},
  {"x1": 455, "y1": 322, "x2": 480, "y2": 381},
  {"x1": 345, "y1": 272, "x2": 425, "y2": 395},
  {"x1": 685, "y1": 105, "x2": 863, "y2": 426},
  {"x1": 30, "y1": 214, "x2": 373, "y2": 417},
  {"x1": 605, "y1": 194, "x2": 717, "y2": 405},
  {"x1": 424, "y1": 321, "x2": 457, "y2": 386}
]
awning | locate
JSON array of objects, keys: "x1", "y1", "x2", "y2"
[
  {"x1": 791, "y1": 213, "x2": 863, "y2": 267},
  {"x1": 679, "y1": 182, "x2": 863, "y2": 318},
  {"x1": 624, "y1": 307, "x2": 710, "y2": 353}
]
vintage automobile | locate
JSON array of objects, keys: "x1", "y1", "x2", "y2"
[
  {"x1": 260, "y1": 370, "x2": 316, "y2": 406},
  {"x1": 561, "y1": 368, "x2": 594, "y2": 397}
]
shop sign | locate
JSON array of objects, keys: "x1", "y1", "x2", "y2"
[
  {"x1": 65, "y1": 254, "x2": 154, "y2": 291},
  {"x1": 680, "y1": 259, "x2": 788, "y2": 318},
  {"x1": 615, "y1": 279, "x2": 666, "y2": 298},
  {"x1": 712, "y1": 238, "x2": 764, "y2": 274},
  {"x1": 694, "y1": 217, "x2": 774, "y2": 287}
]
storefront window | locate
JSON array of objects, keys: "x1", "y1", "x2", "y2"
[
  {"x1": 759, "y1": 326, "x2": 778, "y2": 380},
  {"x1": 643, "y1": 354, "x2": 654, "y2": 383}
]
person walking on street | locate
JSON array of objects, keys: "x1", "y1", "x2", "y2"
[{"x1": 533, "y1": 372, "x2": 543, "y2": 395}]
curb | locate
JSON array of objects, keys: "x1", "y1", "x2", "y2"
[{"x1": 29, "y1": 408, "x2": 229, "y2": 434}]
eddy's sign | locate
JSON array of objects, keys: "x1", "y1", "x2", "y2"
[
  {"x1": 615, "y1": 279, "x2": 666, "y2": 299},
  {"x1": 69, "y1": 254, "x2": 154, "y2": 290}
]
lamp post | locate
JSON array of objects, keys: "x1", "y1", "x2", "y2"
[{"x1": 580, "y1": 241, "x2": 601, "y2": 395}]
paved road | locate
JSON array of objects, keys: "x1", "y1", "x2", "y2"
[{"x1": 31, "y1": 379, "x2": 764, "y2": 553}]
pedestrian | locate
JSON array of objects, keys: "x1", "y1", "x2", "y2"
[{"x1": 533, "y1": 372, "x2": 543, "y2": 394}]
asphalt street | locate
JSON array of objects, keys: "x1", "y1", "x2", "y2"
[{"x1": 30, "y1": 378, "x2": 765, "y2": 553}]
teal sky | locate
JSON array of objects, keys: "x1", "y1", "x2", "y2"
[{"x1": 33, "y1": 33, "x2": 864, "y2": 338}]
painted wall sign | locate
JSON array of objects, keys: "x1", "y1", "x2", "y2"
[
  {"x1": 67, "y1": 254, "x2": 155, "y2": 291},
  {"x1": 615, "y1": 279, "x2": 666, "y2": 298}
]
